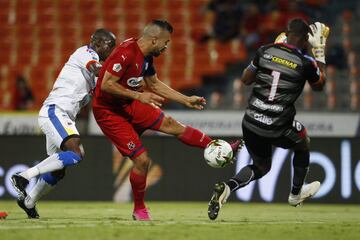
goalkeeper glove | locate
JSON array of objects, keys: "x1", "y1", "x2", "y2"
[
  {"x1": 274, "y1": 32, "x2": 287, "y2": 43},
  {"x1": 308, "y1": 22, "x2": 330, "y2": 64}
]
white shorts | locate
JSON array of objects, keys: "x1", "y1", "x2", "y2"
[{"x1": 38, "y1": 104, "x2": 80, "y2": 155}]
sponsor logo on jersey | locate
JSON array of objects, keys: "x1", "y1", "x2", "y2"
[
  {"x1": 254, "y1": 113, "x2": 273, "y2": 125},
  {"x1": 127, "y1": 76, "x2": 143, "y2": 88},
  {"x1": 271, "y1": 56, "x2": 297, "y2": 69},
  {"x1": 263, "y1": 53, "x2": 273, "y2": 60},
  {"x1": 252, "y1": 98, "x2": 283, "y2": 112},
  {"x1": 113, "y1": 63, "x2": 122, "y2": 72},
  {"x1": 127, "y1": 141, "x2": 135, "y2": 150}
]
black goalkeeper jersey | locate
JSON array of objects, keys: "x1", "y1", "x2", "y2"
[{"x1": 243, "y1": 43, "x2": 321, "y2": 137}]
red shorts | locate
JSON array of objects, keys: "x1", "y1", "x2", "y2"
[{"x1": 93, "y1": 100, "x2": 164, "y2": 159}]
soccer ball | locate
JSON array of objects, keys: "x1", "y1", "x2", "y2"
[{"x1": 204, "y1": 139, "x2": 233, "y2": 168}]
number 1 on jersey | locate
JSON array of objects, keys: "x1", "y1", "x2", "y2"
[{"x1": 268, "y1": 70, "x2": 280, "y2": 101}]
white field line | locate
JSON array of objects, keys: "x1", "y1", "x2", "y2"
[{"x1": 0, "y1": 220, "x2": 334, "y2": 229}]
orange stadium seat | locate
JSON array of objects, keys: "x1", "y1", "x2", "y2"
[
  {"x1": 17, "y1": 52, "x2": 33, "y2": 67},
  {"x1": 0, "y1": 25, "x2": 12, "y2": 38},
  {"x1": 38, "y1": 51, "x2": 56, "y2": 66},
  {"x1": 170, "y1": 54, "x2": 187, "y2": 66},
  {"x1": 125, "y1": 22, "x2": 142, "y2": 38},
  {"x1": 59, "y1": 25, "x2": 77, "y2": 40},
  {"x1": 171, "y1": 25, "x2": 186, "y2": 38},
  {"x1": 167, "y1": 0, "x2": 184, "y2": 10},
  {"x1": 0, "y1": 10, "x2": 10, "y2": 25},
  {"x1": 145, "y1": 11, "x2": 165, "y2": 22},
  {"x1": 0, "y1": 48, "x2": 11, "y2": 65},
  {"x1": 60, "y1": 40, "x2": 77, "y2": 63},
  {"x1": 58, "y1": 0, "x2": 77, "y2": 11},
  {"x1": 16, "y1": 0, "x2": 33, "y2": 10},
  {"x1": 15, "y1": 10, "x2": 32, "y2": 26},
  {"x1": 102, "y1": 11, "x2": 121, "y2": 29},
  {"x1": 0, "y1": 0, "x2": 11, "y2": 9},
  {"x1": 102, "y1": 0, "x2": 122, "y2": 10},
  {"x1": 78, "y1": 0, "x2": 98, "y2": 10},
  {"x1": 144, "y1": 0, "x2": 164, "y2": 11},
  {"x1": 81, "y1": 26, "x2": 96, "y2": 44},
  {"x1": 38, "y1": 25, "x2": 56, "y2": 39},
  {"x1": 35, "y1": 0, "x2": 55, "y2": 10},
  {"x1": 123, "y1": 0, "x2": 142, "y2": 10},
  {"x1": 58, "y1": 9, "x2": 77, "y2": 26},
  {"x1": 79, "y1": 10, "x2": 98, "y2": 26},
  {"x1": 188, "y1": 0, "x2": 208, "y2": 10},
  {"x1": 28, "y1": 66, "x2": 51, "y2": 108},
  {"x1": 124, "y1": 11, "x2": 142, "y2": 24},
  {"x1": 15, "y1": 24, "x2": 36, "y2": 40},
  {"x1": 36, "y1": 10, "x2": 56, "y2": 26}
]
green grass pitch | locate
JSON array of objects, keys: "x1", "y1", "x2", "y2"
[{"x1": 1, "y1": 201, "x2": 359, "y2": 240}]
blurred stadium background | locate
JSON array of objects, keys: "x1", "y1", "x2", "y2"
[{"x1": 0, "y1": 0, "x2": 360, "y2": 208}]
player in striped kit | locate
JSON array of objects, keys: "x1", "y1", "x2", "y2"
[
  {"x1": 11, "y1": 29, "x2": 116, "y2": 218},
  {"x1": 207, "y1": 19, "x2": 330, "y2": 220}
]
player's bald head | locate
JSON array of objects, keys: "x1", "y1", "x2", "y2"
[
  {"x1": 142, "y1": 19, "x2": 173, "y2": 38},
  {"x1": 91, "y1": 29, "x2": 116, "y2": 45},
  {"x1": 90, "y1": 28, "x2": 116, "y2": 61}
]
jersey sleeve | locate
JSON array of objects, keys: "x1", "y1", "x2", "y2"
[
  {"x1": 303, "y1": 56, "x2": 323, "y2": 86},
  {"x1": 144, "y1": 56, "x2": 156, "y2": 77},
  {"x1": 77, "y1": 48, "x2": 100, "y2": 71},
  {"x1": 248, "y1": 46, "x2": 262, "y2": 72},
  {"x1": 106, "y1": 50, "x2": 133, "y2": 78}
]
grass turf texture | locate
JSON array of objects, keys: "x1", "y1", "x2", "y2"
[{"x1": 0, "y1": 201, "x2": 359, "y2": 240}]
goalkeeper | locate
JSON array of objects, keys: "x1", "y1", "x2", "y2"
[{"x1": 207, "y1": 18, "x2": 329, "y2": 220}]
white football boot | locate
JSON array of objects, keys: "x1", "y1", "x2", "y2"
[{"x1": 288, "y1": 181, "x2": 321, "y2": 207}]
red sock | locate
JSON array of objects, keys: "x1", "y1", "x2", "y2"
[
  {"x1": 178, "y1": 126, "x2": 212, "y2": 149},
  {"x1": 130, "y1": 170, "x2": 147, "y2": 211}
]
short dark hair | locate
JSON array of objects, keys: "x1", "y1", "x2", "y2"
[
  {"x1": 286, "y1": 18, "x2": 311, "y2": 39},
  {"x1": 151, "y1": 19, "x2": 173, "y2": 33}
]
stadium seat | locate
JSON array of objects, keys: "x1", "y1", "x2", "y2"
[
  {"x1": 58, "y1": 0, "x2": 77, "y2": 11},
  {"x1": 38, "y1": 25, "x2": 56, "y2": 39},
  {"x1": 28, "y1": 66, "x2": 52, "y2": 108},
  {"x1": 58, "y1": 9, "x2": 77, "y2": 26},
  {"x1": 38, "y1": 51, "x2": 56, "y2": 66},
  {"x1": 145, "y1": 11, "x2": 165, "y2": 22},
  {"x1": 101, "y1": 0, "x2": 121, "y2": 10},
  {"x1": 125, "y1": 23, "x2": 142, "y2": 38},
  {"x1": 36, "y1": 10, "x2": 56, "y2": 26},
  {"x1": 78, "y1": 0, "x2": 98, "y2": 10},
  {"x1": 123, "y1": 0, "x2": 142, "y2": 10},
  {"x1": 16, "y1": 0, "x2": 33, "y2": 10},
  {"x1": 79, "y1": 10, "x2": 98, "y2": 26},
  {"x1": 81, "y1": 26, "x2": 96, "y2": 44},
  {"x1": 35, "y1": 0, "x2": 55, "y2": 10},
  {"x1": 60, "y1": 40, "x2": 77, "y2": 63},
  {"x1": 166, "y1": 0, "x2": 184, "y2": 10},
  {"x1": 15, "y1": 10, "x2": 32, "y2": 26},
  {"x1": 102, "y1": 11, "x2": 121, "y2": 29}
]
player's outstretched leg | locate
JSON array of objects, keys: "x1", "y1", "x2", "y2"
[
  {"x1": 16, "y1": 170, "x2": 65, "y2": 219},
  {"x1": 288, "y1": 181, "x2": 321, "y2": 207},
  {"x1": 208, "y1": 182, "x2": 231, "y2": 220},
  {"x1": 11, "y1": 173, "x2": 29, "y2": 199}
]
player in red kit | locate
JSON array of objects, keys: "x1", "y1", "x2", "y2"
[{"x1": 92, "y1": 20, "x2": 242, "y2": 221}]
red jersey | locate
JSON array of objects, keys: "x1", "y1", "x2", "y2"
[{"x1": 93, "y1": 38, "x2": 156, "y2": 108}]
